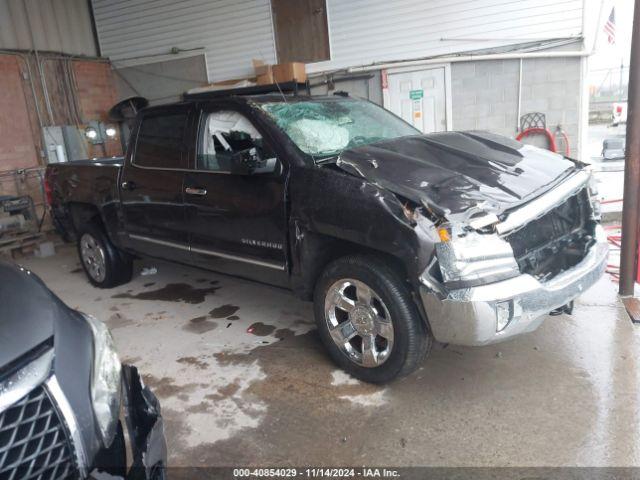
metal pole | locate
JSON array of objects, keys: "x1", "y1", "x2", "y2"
[
  {"x1": 620, "y1": 59, "x2": 625, "y2": 101},
  {"x1": 23, "y1": 2, "x2": 54, "y2": 125},
  {"x1": 620, "y1": 0, "x2": 640, "y2": 295}
]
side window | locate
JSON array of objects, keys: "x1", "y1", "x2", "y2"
[
  {"x1": 135, "y1": 113, "x2": 187, "y2": 168},
  {"x1": 197, "y1": 111, "x2": 263, "y2": 172}
]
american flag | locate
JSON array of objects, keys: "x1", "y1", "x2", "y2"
[{"x1": 604, "y1": 7, "x2": 616, "y2": 44}]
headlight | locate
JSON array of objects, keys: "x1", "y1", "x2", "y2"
[
  {"x1": 84, "y1": 314, "x2": 122, "y2": 447},
  {"x1": 434, "y1": 230, "x2": 520, "y2": 288}
]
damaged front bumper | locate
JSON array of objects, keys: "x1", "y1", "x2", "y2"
[
  {"x1": 120, "y1": 364, "x2": 167, "y2": 480},
  {"x1": 93, "y1": 365, "x2": 166, "y2": 479},
  {"x1": 420, "y1": 231, "x2": 609, "y2": 346}
]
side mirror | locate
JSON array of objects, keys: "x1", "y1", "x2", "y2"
[{"x1": 230, "y1": 147, "x2": 279, "y2": 174}]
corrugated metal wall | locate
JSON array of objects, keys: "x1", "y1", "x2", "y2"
[
  {"x1": 92, "y1": 0, "x2": 277, "y2": 82},
  {"x1": 0, "y1": 0, "x2": 97, "y2": 56},
  {"x1": 311, "y1": 0, "x2": 584, "y2": 72},
  {"x1": 91, "y1": 0, "x2": 584, "y2": 81}
]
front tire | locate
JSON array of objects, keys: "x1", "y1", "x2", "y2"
[
  {"x1": 314, "y1": 255, "x2": 431, "y2": 383},
  {"x1": 76, "y1": 221, "x2": 133, "y2": 288}
]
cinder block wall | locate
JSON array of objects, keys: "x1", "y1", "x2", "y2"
[{"x1": 451, "y1": 57, "x2": 582, "y2": 158}]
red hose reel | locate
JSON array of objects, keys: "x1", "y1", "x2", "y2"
[{"x1": 516, "y1": 112, "x2": 570, "y2": 156}]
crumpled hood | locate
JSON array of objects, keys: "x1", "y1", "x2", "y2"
[{"x1": 335, "y1": 131, "x2": 579, "y2": 220}]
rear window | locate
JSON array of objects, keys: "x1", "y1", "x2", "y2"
[{"x1": 135, "y1": 113, "x2": 187, "y2": 168}]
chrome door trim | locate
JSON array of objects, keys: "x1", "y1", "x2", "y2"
[
  {"x1": 46, "y1": 375, "x2": 89, "y2": 478},
  {"x1": 0, "y1": 348, "x2": 54, "y2": 414},
  {"x1": 129, "y1": 234, "x2": 286, "y2": 270},
  {"x1": 129, "y1": 234, "x2": 190, "y2": 251},
  {"x1": 191, "y1": 245, "x2": 286, "y2": 270},
  {"x1": 130, "y1": 161, "x2": 237, "y2": 175}
]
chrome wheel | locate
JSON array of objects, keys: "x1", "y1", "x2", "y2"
[
  {"x1": 80, "y1": 233, "x2": 106, "y2": 282},
  {"x1": 324, "y1": 279, "x2": 394, "y2": 368}
]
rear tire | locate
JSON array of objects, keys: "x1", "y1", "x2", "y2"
[
  {"x1": 313, "y1": 254, "x2": 431, "y2": 383},
  {"x1": 76, "y1": 221, "x2": 133, "y2": 288}
]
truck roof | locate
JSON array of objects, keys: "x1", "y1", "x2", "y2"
[{"x1": 140, "y1": 93, "x2": 356, "y2": 115}]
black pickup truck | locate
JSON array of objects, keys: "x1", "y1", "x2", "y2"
[{"x1": 46, "y1": 93, "x2": 608, "y2": 383}]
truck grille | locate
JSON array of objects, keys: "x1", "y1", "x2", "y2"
[
  {"x1": 0, "y1": 386, "x2": 77, "y2": 480},
  {"x1": 505, "y1": 187, "x2": 595, "y2": 281}
]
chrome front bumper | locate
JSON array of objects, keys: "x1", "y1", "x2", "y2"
[{"x1": 420, "y1": 235, "x2": 609, "y2": 346}]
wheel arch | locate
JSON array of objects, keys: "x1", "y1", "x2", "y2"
[
  {"x1": 67, "y1": 201, "x2": 102, "y2": 231},
  {"x1": 290, "y1": 228, "x2": 433, "y2": 332},
  {"x1": 66, "y1": 202, "x2": 120, "y2": 246}
]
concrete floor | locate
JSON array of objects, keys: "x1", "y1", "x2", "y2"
[{"x1": 20, "y1": 244, "x2": 640, "y2": 467}]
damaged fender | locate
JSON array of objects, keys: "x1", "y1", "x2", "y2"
[{"x1": 287, "y1": 163, "x2": 439, "y2": 303}]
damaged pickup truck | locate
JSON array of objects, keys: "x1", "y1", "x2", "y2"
[
  {"x1": 46, "y1": 93, "x2": 608, "y2": 383},
  {"x1": 0, "y1": 260, "x2": 166, "y2": 479}
]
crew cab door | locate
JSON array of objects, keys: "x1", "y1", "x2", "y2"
[
  {"x1": 183, "y1": 106, "x2": 288, "y2": 285},
  {"x1": 119, "y1": 105, "x2": 193, "y2": 260}
]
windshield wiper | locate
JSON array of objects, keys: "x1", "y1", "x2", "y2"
[{"x1": 315, "y1": 154, "x2": 340, "y2": 165}]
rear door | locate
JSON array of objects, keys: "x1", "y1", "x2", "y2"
[
  {"x1": 183, "y1": 105, "x2": 288, "y2": 285},
  {"x1": 119, "y1": 105, "x2": 192, "y2": 260}
]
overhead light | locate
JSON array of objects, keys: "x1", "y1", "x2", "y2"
[
  {"x1": 85, "y1": 127, "x2": 98, "y2": 140},
  {"x1": 105, "y1": 126, "x2": 117, "y2": 138}
]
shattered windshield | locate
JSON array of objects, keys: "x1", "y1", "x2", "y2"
[{"x1": 260, "y1": 99, "x2": 420, "y2": 159}]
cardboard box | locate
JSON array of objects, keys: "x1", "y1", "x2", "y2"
[
  {"x1": 253, "y1": 59, "x2": 274, "y2": 85},
  {"x1": 256, "y1": 70, "x2": 274, "y2": 85},
  {"x1": 273, "y1": 62, "x2": 307, "y2": 83},
  {"x1": 252, "y1": 59, "x2": 306, "y2": 85}
]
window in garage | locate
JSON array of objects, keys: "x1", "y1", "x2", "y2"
[{"x1": 271, "y1": 0, "x2": 330, "y2": 63}]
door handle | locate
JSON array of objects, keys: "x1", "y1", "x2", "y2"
[
  {"x1": 185, "y1": 187, "x2": 207, "y2": 196},
  {"x1": 121, "y1": 180, "x2": 137, "y2": 190}
]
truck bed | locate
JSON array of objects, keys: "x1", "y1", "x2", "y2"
[{"x1": 46, "y1": 158, "x2": 124, "y2": 237}]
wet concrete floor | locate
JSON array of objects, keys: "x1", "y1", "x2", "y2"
[{"x1": 21, "y1": 244, "x2": 640, "y2": 467}]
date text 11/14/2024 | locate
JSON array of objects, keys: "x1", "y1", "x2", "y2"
[{"x1": 233, "y1": 468, "x2": 401, "y2": 478}]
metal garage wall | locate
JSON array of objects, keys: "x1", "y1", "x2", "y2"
[
  {"x1": 92, "y1": 0, "x2": 277, "y2": 82},
  {"x1": 91, "y1": 0, "x2": 585, "y2": 81},
  {"x1": 0, "y1": 0, "x2": 97, "y2": 56},
  {"x1": 308, "y1": 0, "x2": 585, "y2": 73},
  {"x1": 113, "y1": 53, "x2": 209, "y2": 105}
]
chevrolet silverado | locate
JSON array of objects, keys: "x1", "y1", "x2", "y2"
[{"x1": 45, "y1": 93, "x2": 608, "y2": 383}]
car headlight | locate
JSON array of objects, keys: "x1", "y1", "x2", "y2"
[
  {"x1": 84, "y1": 314, "x2": 122, "y2": 447},
  {"x1": 434, "y1": 228, "x2": 520, "y2": 288}
]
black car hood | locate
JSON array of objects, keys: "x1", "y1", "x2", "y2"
[
  {"x1": 335, "y1": 132, "x2": 578, "y2": 220},
  {"x1": 0, "y1": 261, "x2": 64, "y2": 368}
]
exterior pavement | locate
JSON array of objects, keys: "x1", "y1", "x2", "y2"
[{"x1": 19, "y1": 244, "x2": 640, "y2": 468}]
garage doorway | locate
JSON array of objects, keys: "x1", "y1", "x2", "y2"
[{"x1": 384, "y1": 66, "x2": 451, "y2": 133}]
